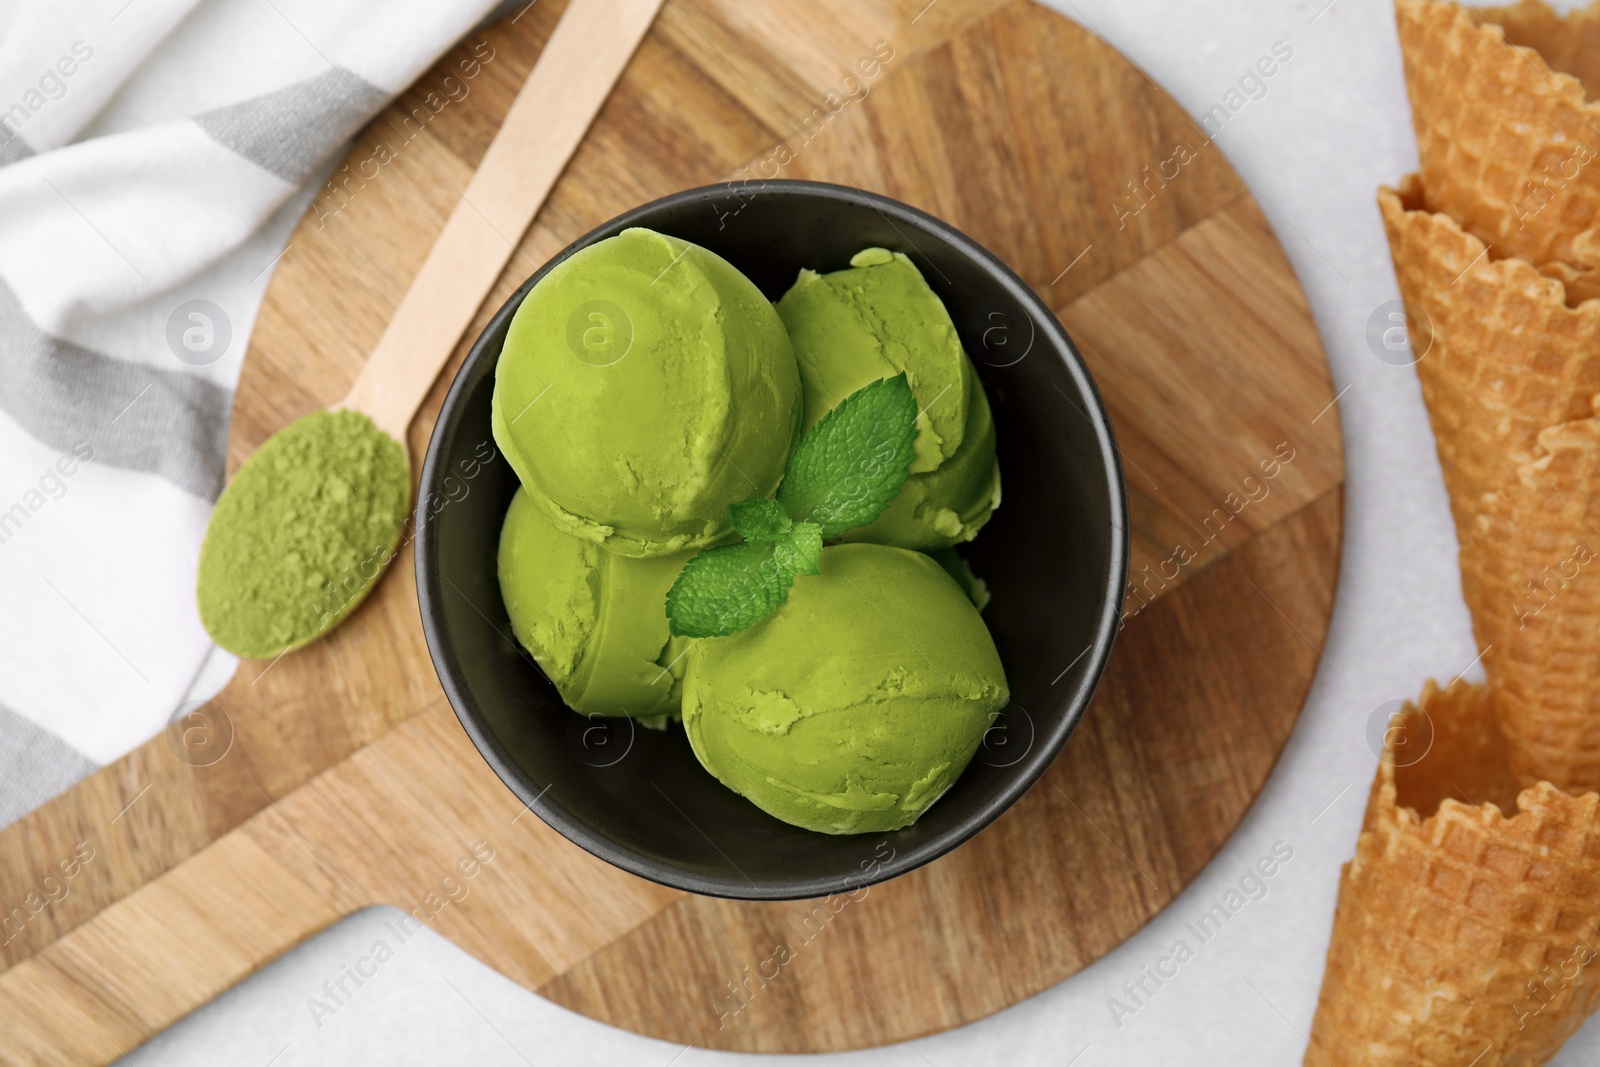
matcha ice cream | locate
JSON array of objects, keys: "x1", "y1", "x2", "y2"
[
  {"x1": 682, "y1": 543, "x2": 1009, "y2": 834},
  {"x1": 930, "y1": 546, "x2": 991, "y2": 611},
  {"x1": 488, "y1": 225, "x2": 1015, "y2": 835},
  {"x1": 493, "y1": 228, "x2": 801, "y2": 558},
  {"x1": 498, "y1": 488, "x2": 690, "y2": 718},
  {"x1": 776, "y1": 247, "x2": 999, "y2": 549}
]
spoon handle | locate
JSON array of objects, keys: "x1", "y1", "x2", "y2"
[{"x1": 339, "y1": 0, "x2": 663, "y2": 441}]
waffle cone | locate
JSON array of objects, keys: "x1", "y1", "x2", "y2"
[
  {"x1": 1486, "y1": 0, "x2": 1600, "y2": 101},
  {"x1": 1540, "y1": 260, "x2": 1600, "y2": 306},
  {"x1": 1396, "y1": 0, "x2": 1600, "y2": 271},
  {"x1": 1480, "y1": 419, "x2": 1600, "y2": 792},
  {"x1": 1306, "y1": 679, "x2": 1600, "y2": 1065},
  {"x1": 1379, "y1": 178, "x2": 1600, "y2": 657}
]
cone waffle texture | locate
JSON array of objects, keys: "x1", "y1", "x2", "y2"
[
  {"x1": 1379, "y1": 178, "x2": 1600, "y2": 658},
  {"x1": 1397, "y1": 0, "x2": 1600, "y2": 271},
  {"x1": 1306, "y1": 680, "x2": 1600, "y2": 1066},
  {"x1": 1480, "y1": 419, "x2": 1600, "y2": 792},
  {"x1": 1486, "y1": 1, "x2": 1600, "y2": 101}
]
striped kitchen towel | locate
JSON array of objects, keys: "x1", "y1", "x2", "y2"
[{"x1": 0, "y1": 0, "x2": 503, "y2": 826}]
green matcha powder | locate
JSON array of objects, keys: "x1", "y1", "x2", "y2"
[{"x1": 198, "y1": 410, "x2": 410, "y2": 659}]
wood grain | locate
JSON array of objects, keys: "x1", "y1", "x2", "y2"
[
  {"x1": 0, "y1": 0, "x2": 1343, "y2": 1060},
  {"x1": 1061, "y1": 199, "x2": 1341, "y2": 596}
]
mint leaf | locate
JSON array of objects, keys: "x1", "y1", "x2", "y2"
[
  {"x1": 777, "y1": 374, "x2": 919, "y2": 538},
  {"x1": 775, "y1": 521, "x2": 822, "y2": 576},
  {"x1": 666, "y1": 539, "x2": 796, "y2": 638},
  {"x1": 730, "y1": 499, "x2": 792, "y2": 541},
  {"x1": 664, "y1": 521, "x2": 824, "y2": 637},
  {"x1": 665, "y1": 376, "x2": 923, "y2": 639}
]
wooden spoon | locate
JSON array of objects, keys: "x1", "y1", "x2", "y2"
[
  {"x1": 198, "y1": 0, "x2": 664, "y2": 658},
  {"x1": 342, "y1": 0, "x2": 664, "y2": 439}
]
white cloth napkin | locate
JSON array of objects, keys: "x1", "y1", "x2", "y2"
[{"x1": 0, "y1": 0, "x2": 503, "y2": 826}]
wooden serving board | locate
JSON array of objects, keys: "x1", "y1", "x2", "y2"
[{"x1": 0, "y1": 0, "x2": 1344, "y2": 1059}]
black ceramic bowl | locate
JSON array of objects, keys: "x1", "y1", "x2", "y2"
[{"x1": 417, "y1": 180, "x2": 1127, "y2": 901}]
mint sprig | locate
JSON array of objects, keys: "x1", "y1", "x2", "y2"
[
  {"x1": 666, "y1": 374, "x2": 918, "y2": 638},
  {"x1": 778, "y1": 374, "x2": 921, "y2": 538}
]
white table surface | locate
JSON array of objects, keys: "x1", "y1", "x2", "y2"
[{"x1": 127, "y1": 0, "x2": 1600, "y2": 1062}]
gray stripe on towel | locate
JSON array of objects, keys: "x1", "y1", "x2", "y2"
[
  {"x1": 195, "y1": 67, "x2": 389, "y2": 184},
  {"x1": 0, "y1": 701, "x2": 97, "y2": 831},
  {"x1": 0, "y1": 279, "x2": 230, "y2": 500}
]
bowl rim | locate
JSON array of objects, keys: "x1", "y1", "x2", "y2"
[{"x1": 416, "y1": 178, "x2": 1130, "y2": 900}]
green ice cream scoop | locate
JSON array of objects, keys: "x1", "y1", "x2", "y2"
[
  {"x1": 682, "y1": 542, "x2": 1009, "y2": 834},
  {"x1": 492, "y1": 227, "x2": 802, "y2": 558},
  {"x1": 777, "y1": 247, "x2": 999, "y2": 549},
  {"x1": 498, "y1": 488, "x2": 690, "y2": 718}
]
